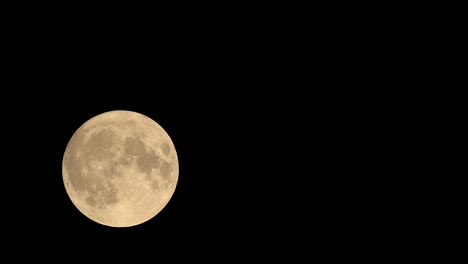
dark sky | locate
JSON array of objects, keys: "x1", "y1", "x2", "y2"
[
  {"x1": 2, "y1": 41, "x2": 396, "y2": 257},
  {"x1": 5, "y1": 76, "x2": 313, "y2": 257},
  {"x1": 2, "y1": 52, "x2": 398, "y2": 259},
  {"x1": 0, "y1": 7, "x2": 416, "y2": 259},
  {"x1": 0, "y1": 16, "x2": 358, "y2": 255}
]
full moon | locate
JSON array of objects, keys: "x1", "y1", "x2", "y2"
[{"x1": 62, "y1": 110, "x2": 178, "y2": 227}]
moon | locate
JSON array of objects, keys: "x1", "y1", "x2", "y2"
[{"x1": 62, "y1": 110, "x2": 179, "y2": 227}]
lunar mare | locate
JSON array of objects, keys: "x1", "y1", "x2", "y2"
[{"x1": 62, "y1": 110, "x2": 178, "y2": 227}]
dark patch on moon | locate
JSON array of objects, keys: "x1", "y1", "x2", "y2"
[
  {"x1": 101, "y1": 183, "x2": 119, "y2": 205},
  {"x1": 86, "y1": 196, "x2": 97, "y2": 207},
  {"x1": 106, "y1": 164, "x2": 117, "y2": 178},
  {"x1": 161, "y1": 142, "x2": 171, "y2": 156},
  {"x1": 96, "y1": 174, "x2": 118, "y2": 203},
  {"x1": 83, "y1": 177, "x2": 119, "y2": 209},
  {"x1": 104, "y1": 160, "x2": 125, "y2": 179},
  {"x1": 124, "y1": 136, "x2": 145, "y2": 156},
  {"x1": 84, "y1": 129, "x2": 117, "y2": 162},
  {"x1": 160, "y1": 161, "x2": 172, "y2": 179},
  {"x1": 137, "y1": 150, "x2": 161, "y2": 175},
  {"x1": 150, "y1": 178, "x2": 160, "y2": 190},
  {"x1": 92, "y1": 178, "x2": 106, "y2": 195}
]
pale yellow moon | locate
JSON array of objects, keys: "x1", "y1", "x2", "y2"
[{"x1": 62, "y1": 110, "x2": 178, "y2": 227}]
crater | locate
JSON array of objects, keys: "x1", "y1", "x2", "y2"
[{"x1": 161, "y1": 142, "x2": 171, "y2": 156}]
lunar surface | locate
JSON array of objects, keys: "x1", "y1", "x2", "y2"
[{"x1": 62, "y1": 110, "x2": 178, "y2": 227}]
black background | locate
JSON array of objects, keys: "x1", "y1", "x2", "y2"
[
  {"x1": 4, "y1": 54, "x2": 313, "y2": 258},
  {"x1": 1, "y1": 10, "x2": 409, "y2": 258}
]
